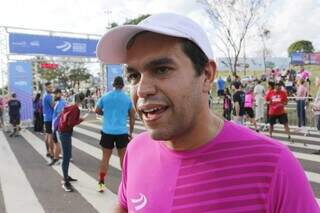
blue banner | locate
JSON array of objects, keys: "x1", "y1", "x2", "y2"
[
  {"x1": 106, "y1": 64, "x2": 124, "y2": 92},
  {"x1": 8, "y1": 62, "x2": 33, "y2": 121},
  {"x1": 290, "y1": 52, "x2": 305, "y2": 65},
  {"x1": 9, "y1": 33, "x2": 98, "y2": 57}
]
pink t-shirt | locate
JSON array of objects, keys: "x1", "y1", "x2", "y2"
[
  {"x1": 244, "y1": 92, "x2": 254, "y2": 108},
  {"x1": 119, "y1": 122, "x2": 319, "y2": 213}
]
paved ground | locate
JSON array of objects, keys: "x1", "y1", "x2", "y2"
[{"x1": 0, "y1": 112, "x2": 320, "y2": 213}]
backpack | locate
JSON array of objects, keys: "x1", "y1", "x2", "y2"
[{"x1": 58, "y1": 105, "x2": 81, "y2": 133}]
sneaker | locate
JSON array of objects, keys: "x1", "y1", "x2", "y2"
[
  {"x1": 67, "y1": 176, "x2": 77, "y2": 182},
  {"x1": 97, "y1": 182, "x2": 105, "y2": 193},
  {"x1": 62, "y1": 182, "x2": 73, "y2": 192},
  {"x1": 47, "y1": 159, "x2": 59, "y2": 166}
]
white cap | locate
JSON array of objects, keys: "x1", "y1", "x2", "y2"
[{"x1": 96, "y1": 13, "x2": 213, "y2": 64}]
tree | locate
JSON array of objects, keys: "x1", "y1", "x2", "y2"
[
  {"x1": 68, "y1": 65, "x2": 91, "y2": 88},
  {"x1": 198, "y1": 0, "x2": 268, "y2": 75},
  {"x1": 259, "y1": 26, "x2": 271, "y2": 73},
  {"x1": 124, "y1": 14, "x2": 150, "y2": 25},
  {"x1": 288, "y1": 40, "x2": 314, "y2": 56}
]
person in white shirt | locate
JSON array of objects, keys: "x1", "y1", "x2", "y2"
[{"x1": 253, "y1": 80, "x2": 265, "y2": 123}]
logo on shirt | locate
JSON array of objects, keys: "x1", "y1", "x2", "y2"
[{"x1": 131, "y1": 193, "x2": 148, "y2": 211}]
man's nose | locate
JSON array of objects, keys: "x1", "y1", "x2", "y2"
[{"x1": 136, "y1": 75, "x2": 156, "y2": 98}]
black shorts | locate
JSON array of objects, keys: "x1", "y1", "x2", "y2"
[
  {"x1": 52, "y1": 130, "x2": 58, "y2": 143},
  {"x1": 100, "y1": 131, "x2": 129, "y2": 150},
  {"x1": 9, "y1": 115, "x2": 20, "y2": 125},
  {"x1": 44, "y1": 121, "x2": 52, "y2": 134},
  {"x1": 244, "y1": 107, "x2": 255, "y2": 118},
  {"x1": 217, "y1": 90, "x2": 224, "y2": 96},
  {"x1": 269, "y1": 114, "x2": 288, "y2": 126}
]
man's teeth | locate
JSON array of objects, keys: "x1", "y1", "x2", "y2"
[{"x1": 143, "y1": 107, "x2": 162, "y2": 113}]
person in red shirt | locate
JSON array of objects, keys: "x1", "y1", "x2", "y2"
[{"x1": 265, "y1": 81, "x2": 293, "y2": 141}]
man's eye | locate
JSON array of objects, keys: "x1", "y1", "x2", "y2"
[
  {"x1": 155, "y1": 67, "x2": 170, "y2": 75},
  {"x1": 126, "y1": 73, "x2": 140, "y2": 84}
]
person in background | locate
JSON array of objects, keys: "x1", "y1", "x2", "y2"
[
  {"x1": 233, "y1": 82, "x2": 245, "y2": 125},
  {"x1": 295, "y1": 78, "x2": 308, "y2": 131},
  {"x1": 216, "y1": 76, "x2": 225, "y2": 97},
  {"x1": 95, "y1": 76, "x2": 135, "y2": 192},
  {"x1": 47, "y1": 89, "x2": 66, "y2": 166},
  {"x1": 58, "y1": 93, "x2": 87, "y2": 192},
  {"x1": 42, "y1": 82, "x2": 55, "y2": 159},
  {"x1": 0, "y1": 95, "x2": 5, "y2": 128},
  {"x1": 222, "y1": 88, "x2": 232, "y2": 120},
  {"x1": 244, "y1": 86, "x2": 259, "y2": 131},
  {"x1": 312, "y1": 77, "x2": 320, "y2": 154},
  {"x1": 253, "y1": 80, "x2": 265, "y2": 124},
  {"x1": 265, "y1": 81, "x2": 293, "y2": 142},
  {"x1": 33, "y1": 93, "x2": 44, "y2": 132},
  {"x1": 8, "y1": 93, "x2": 21, "y2": 137}
]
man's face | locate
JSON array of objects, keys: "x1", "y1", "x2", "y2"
[
  {"x1": 126, "y1": 32, "x2": 208, "y2": 141},
  {"x1": 46, "y1": 84, "x2": 53, "y2": 93},
  {"x1": 54, "y1": 92, "x2": 62, "y2": 100}
]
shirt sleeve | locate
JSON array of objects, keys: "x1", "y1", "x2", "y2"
[
  {"x1": 268, "y1": 148, "x2": 320, "y2": 212},
  {"x1": 118, "y1": 151, "x2": 129, "y2": 209}
]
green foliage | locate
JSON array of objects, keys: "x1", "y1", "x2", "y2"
[
  {"x1": 288, "y1": 40, "x2": 314, "y2": 56},
  {"x1": 110, "y1": 22, "x2": 118, "y2": 28},
  {"x1": 35, "y1": 56, "x2": 60, "y2": 81},
  {"x1": 124, "y1": 14, "x2": 150, "y2": 25}
]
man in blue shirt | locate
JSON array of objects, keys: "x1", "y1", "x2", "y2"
[
  {"x1": 42, "y1": 82, "x2": 54, "y2": 159},
  {"x1": 48, "y1": 88, "x2": 66, "y2": 166},
  {"x1": 216, "y1": 76, "x2": 225, "y2": 97},
  {"x1": 95, "y1": 76, "x2": 136, "y2": 192}
]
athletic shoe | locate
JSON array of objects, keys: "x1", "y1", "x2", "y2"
[
  {"x1": 47, "y1": 159, "x2": 59, "y2": 166},
  {"x1": 97, "y1": 182, "x2": 106, "y2": 193},
  {"x1": 67, "y1": 176, "x2": 77, "y2": 182},
  {"x1": 62, "y1": 182, "x2": 73, "y2": 192}
]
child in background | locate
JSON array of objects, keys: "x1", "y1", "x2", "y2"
[{"x1": 244, "y1": 86, "x2": 259, "y2": 132}]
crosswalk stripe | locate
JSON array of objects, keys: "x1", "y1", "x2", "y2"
[
  {"x1": 21, "y1": 130, "x2": 117, "y2": 213},
  {"x1": 0, "y1": 131, "x2": 45, "y2": 213},
  {"x1": 71, "y1": 136, "x2": 122, "y2": 171}
]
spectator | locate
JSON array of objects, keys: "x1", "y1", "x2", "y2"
[
  {"x1": 253, "y1": 80, "x2": 265, "y2": 123},
  {"x1": 296, "y1": 79, "x2": 308, "y2": 129},
  {"x1": 233, "y1": 82, "x2": 245, "y2": 125},
  {"x1": 0, "y1": 95, "x2": 5, "y2": 128},
  {"x1": 223, "y1": 88, "x2": 232, "y2": 120},
  {"x1": 216, "y1": 76, "x2": 225, "y2": 97},
  {"x1": 33, "y1": 93, "x2": 44, "y2": 132}
]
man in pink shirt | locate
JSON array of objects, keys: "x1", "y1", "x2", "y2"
[{"x1": 97, "y1": 13, "x2": 319, "y2": 213}]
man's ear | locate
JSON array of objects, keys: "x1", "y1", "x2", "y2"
[{"x1": 202, "y1": 60, "x2": 216, "y2": 92}]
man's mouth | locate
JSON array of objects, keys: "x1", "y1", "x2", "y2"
[{"x1": 140, "y1": 105, "x2": 169, "y2": 121}]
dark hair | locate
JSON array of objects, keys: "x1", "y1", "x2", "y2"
[
  {"x1": 127, "y1": 32, "x2": 209, "y2": 76},
  {"x1": 268, "y1": 81, "x2": 275, "y2": 89},
  {"x1": 12, "y1": 93, "x2": 16, "y2": 98},
  {"x1": 234, "y1": 82, "x2": 242, "y2": 90},
  {"x1": 54, "y1": 88, "x2": 62, "y2": 94},
  {"x1": 45, "y1": 82, "x2": 51, "y2": 87},
  {"x1": 35, "y1": 93, "x2": 41, "y2": 100},
  {"x1": 180, "y1": 39, "x2": 208, "y2": 76},
  {"x1": 113, "y1": 76, "x2": 124, "y2": 89}
]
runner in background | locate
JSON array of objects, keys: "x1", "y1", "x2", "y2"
[
  {"x1": 233, "y1": 82, "x2": 245, "y2": 125},
  {"x1": 265, "y1": 81, "x2": 293, "y2": 142},
  {"x1": 244, "y1": 86, "x2": 259, "y2": 131},
  {"x1": 253, "y1": 80, "x2": 265, "y2": 124},
  {"x1": 8, "y1": 93, "x2": 21, "y2": 137},
  {"x1": 33, "y1": 93, "x2": 43, "y2": 133},
  {"x1": 222, "y1": 88, "x2": 232, "y2": 120},
  {"x1": 95, "y1": 76, "x2": 135, "y2": 192}
]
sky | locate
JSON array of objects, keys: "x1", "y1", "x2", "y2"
[{"x1": 0, "y1": 0, "x2": 319, "y2": 58}]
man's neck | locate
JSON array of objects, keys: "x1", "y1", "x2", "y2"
[{"x1": 163, "y1": 111, "x2": 224, "y2": 151}]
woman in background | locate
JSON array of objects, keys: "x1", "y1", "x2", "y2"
[{"x1": 33, "y1": 93, "x2": 44, "y2": 132}]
